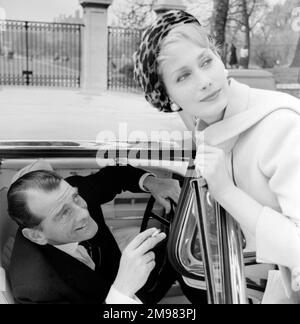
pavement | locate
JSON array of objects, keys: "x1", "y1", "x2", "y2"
[{"x1": 0, "y1": 86, "x2": 187, "y2": 141}]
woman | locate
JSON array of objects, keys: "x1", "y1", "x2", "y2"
[
  {"x1": 229, "y1": 43, "x2": 238, "y2": 68},
  {"x1": 134, "y1": 10, "x2": 300, "y2": 303}
]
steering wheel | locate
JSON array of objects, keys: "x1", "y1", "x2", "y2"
[{"x1": 138, "y1": 195, "x2": 176, "y2": 294}]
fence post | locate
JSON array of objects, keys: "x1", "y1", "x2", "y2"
[
  {"x1": 24, "y1": 21, "x2": 30, "y2": 85},
  {"x1": 79, "y1": 0, "x2": 112, "y2": 93}
]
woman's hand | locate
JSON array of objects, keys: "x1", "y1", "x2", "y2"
[{"x1": 194, "y1": 143, "x2": 234, "y2": 199}]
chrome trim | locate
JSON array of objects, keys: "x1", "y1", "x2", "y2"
[
  {"x1": 225, "y1": 214, "x2": 248, "y2": 304},
  {"x1": 214, "y1": 202, "x2": 226, "y2": 303},
  {"x1": 177, "y1": 189, "x2": 205, "y2": 276},
  {"x1": 188, "y1": 178, "x2": 248, "y2": 304},
  {"x1": 206, "y1": 192, "x2": 213, "y2": 207},
  {"x1": 0, "y1": 140, "x2": 192, "y2": 162},
  {"x1": 190, "y1": 177, "x2": 206, "y2": 189},
  {"x1": 191, "y1": 179, "x2": 217, "y2": 304}
]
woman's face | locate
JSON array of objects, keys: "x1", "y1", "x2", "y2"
[{"x1": 160, "y1": 38, "x2": 230, "y2": 124}]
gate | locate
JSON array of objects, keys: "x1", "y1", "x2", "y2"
[
  {"x1": 108, "y1": 27, "x2": 144, "y2": 92},
  {"x1": 0, "y1": 20, "x2": 82, "y2": 87}
]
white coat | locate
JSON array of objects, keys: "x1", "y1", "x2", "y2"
[{"x1": 195, "y1": 79, "x2": 300, "y2": 303}]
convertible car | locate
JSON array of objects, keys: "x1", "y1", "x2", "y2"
[
  {"x1": 0, "y1": 139, "x2": 274, "y2": 304},
  {"x1": 0, "y1": 69, "x2": 276, "y2": 304}
]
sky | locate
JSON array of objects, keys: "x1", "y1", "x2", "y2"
[
  {"x1": 0, "y1": 0, "x2": 288, "y2": 22},
  {"x1": 0, "y1": 0, "x2": 82, "y2": 21}
]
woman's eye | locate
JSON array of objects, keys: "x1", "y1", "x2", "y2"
[
  {"x1": 177, "y1": 73, "x2": 190, "y2": 82},
  {"x1": 201, "y1": 58, "x2": 212, "y2": 67}
]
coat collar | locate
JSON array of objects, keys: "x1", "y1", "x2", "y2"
[
  {"x1": 196, "y1": 78, "x2": 250, "y2": 152},
  {"x1": 196, "y1": 79, "x2": 300, "y2": 153},
  {"x1": 54, "y1": 242, "x2": 78, "y2": 256}
]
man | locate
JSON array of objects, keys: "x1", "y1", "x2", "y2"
[{"x1": 7, "y1": 163, "x2": 181, "y2": 304}]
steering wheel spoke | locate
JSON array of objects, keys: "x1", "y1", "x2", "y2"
[{"x1": 140, "y1": 196, "x2": 174, "y2": 232}]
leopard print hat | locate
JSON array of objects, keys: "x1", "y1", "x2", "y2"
[{"x1": 133, "y1": 10, "x2": 201, "y2": 113}]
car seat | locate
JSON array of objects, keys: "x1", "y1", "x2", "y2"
[{"x1": 0, "y1": 187, "x2": 18, "y2": 304}]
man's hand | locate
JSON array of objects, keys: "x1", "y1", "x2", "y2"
[
  {"x1": 113, "y1": 228, "x2": 166, "y2": 298},
  {"x1": 143, "y1": 176, "x2": 181, "y2": 213}
]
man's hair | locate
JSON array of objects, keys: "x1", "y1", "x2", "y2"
[{"x1": 7, "y1": 170, "x2": 63, "y2": 228}]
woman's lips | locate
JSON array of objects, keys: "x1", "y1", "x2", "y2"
[{"x1": 200, "y1": 89, "x2": 221, "y2": 102}]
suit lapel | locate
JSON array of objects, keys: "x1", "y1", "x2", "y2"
[{"x1": 42, "y1": 244, "x2": 103, "y2": 298}]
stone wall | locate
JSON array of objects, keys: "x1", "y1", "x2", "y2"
[{"x1": 276, "y1": 84, "x2": 300, "y2": 99}]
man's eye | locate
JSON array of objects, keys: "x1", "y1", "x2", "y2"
[
  {"x1": 73, "y1": 193, "x2": 80, "y2": 202},
  {"x1": 62, "y1": 208, "x2": 70, "y2": 216}
]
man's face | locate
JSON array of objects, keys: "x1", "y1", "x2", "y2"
[{"x1": 26, "y1": 180, "x2": 98, "y2": 245}]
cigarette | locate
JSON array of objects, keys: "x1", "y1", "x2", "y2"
[{"x1": 151, "y1": 229, "x2": 161, "y2": 238}]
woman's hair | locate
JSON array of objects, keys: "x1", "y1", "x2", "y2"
[
  {"x1": 157, "y1": 23, "x2": 220, "y2": 79},
  {"x1": 7, "y1": 170, "x2": 62, "y2": 228}
]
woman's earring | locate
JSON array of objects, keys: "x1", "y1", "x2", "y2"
[
  {"x1": 224, "y1": 69, "x2": 229, "y2": 79},
  {"x1": 170, "y1": 101, "x2": 180, "y2": 112}
]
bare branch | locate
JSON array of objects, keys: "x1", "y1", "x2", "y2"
[
  {"x1": 227, "y1": 16, "x2": 244, "y2": 26},
  {"x1": 111, "y1": 0, "x2": 157, "y2": 29}
]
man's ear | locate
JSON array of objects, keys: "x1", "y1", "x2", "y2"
[{"x1": 22, "y1": 227, "x2": 48, "y2": 245}]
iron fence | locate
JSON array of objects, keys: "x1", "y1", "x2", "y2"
[
  {"x1": 0, "y1": 19, "x2": 83, "y2": 87},
  {"x1": 108, "y1": 27, "x2": 144, "y2": 92}
]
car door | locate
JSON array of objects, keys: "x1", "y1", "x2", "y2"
[{"x1": 167, "y1": 158, "x2": 272, "y2": 304}]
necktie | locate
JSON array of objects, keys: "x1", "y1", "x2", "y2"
[
  {"x1": 79, "y1": 240, "x2": 101, "y2": 269},
  {"x1": 75, "y1": 243, "x2": 95, "y2": 270}
]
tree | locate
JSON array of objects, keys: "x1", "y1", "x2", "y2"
[
  {"x1": 110, "y1": 0, "x2": 157, "y2": 29},
  {"x1": 211, "y1": 0, "x2": 230, "y2": 63},
  {"x1": 291, "y1": 2, "x2": 300, "y2": 67},
  {"x1": 184, "y1": 0, "x2": 230, "y2": 63},
  {"x1": 183, "y1": 0, "x2": 214, "y2": 28},
  {"x1": 249, "y1": 0, "x2": 299, "y2": 69},
  {"x1": 211, "y1": 0, "x2": 229, "y2": 47},
  {"x1": 226, "y1": 0, "x2": 269, "y2": 68},
  {"x1": 291, "y1": 38, "x2": 300, "y2": 67},
  {"x1": 184, "y1": 0, "x2": 267, "y2": 68}
]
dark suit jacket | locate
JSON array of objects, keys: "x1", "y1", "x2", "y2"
[{"x1": 8, "y1": 165, "x2": 147, "y2": 304}]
